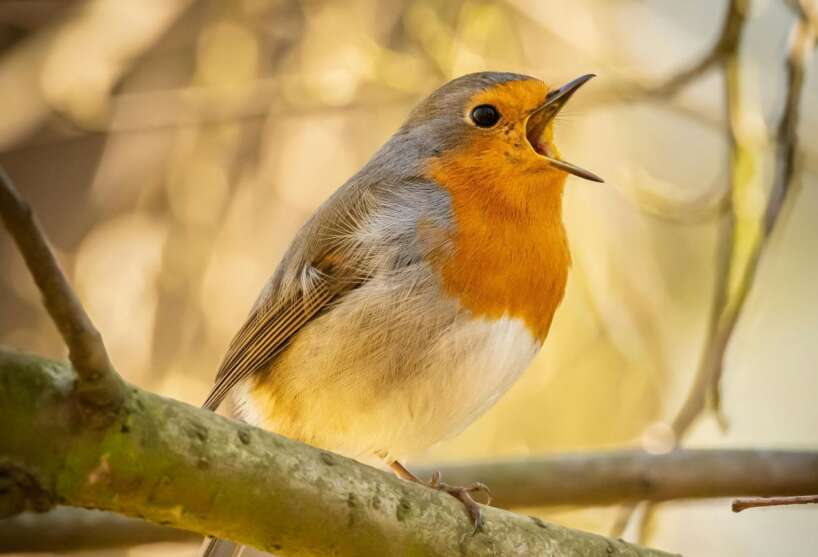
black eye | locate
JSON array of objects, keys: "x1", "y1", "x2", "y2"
[{"x1": 470, "y1": 104, "x2": 500, "y2": 128}]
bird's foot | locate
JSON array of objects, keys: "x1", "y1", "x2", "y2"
[
  {"x1": 427, "y1": 470, "x2": 491, "y2": 533},
  {"x1": 388, "y1": 461, "x2": 490, "y2": 533}
]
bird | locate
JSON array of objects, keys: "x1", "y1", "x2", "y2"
[{"x1": 200, "y1": 71, "x2": 602, "y2": 557}]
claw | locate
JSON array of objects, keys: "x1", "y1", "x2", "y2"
[
  {"x1": 388, "y1": 461, "x2": 489, "y2": 534},
  {"x1": 438, "y1": 481, "x2": 485, "y2": 534},
  {"x1": 466, "y1": 481, "x2": 491, "y2": 505}
]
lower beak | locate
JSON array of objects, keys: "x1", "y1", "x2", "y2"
[{"x1": 526, "y1": 74, "x2": 603, "y2": 183}]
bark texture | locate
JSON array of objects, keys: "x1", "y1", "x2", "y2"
[{"x1": 0, "y1": 348, "x2": 676, "y2": 557}]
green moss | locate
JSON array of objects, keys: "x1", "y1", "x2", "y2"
[{"x1": 0, "y1": 349, "x2": 679, "y2": 557}]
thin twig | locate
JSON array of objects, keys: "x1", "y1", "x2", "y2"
[
  {"x1": 610, "y1": 0, "x2": 749, "y2": 539},
  {"x1": 671, "y1": 0, "x2": 747, "y2": 436},
  {"x1": 0, "y1": 167, "x2": 123, "y2": 411},
  {"x1": 662, "y1": 0, "x2": 816, "y2": 467},
  {"x1": 764, "y1": 0, "x2": 816, "y2": 235},
  {"x1": 733, "y1": 495, "x2": 818, "y2": 512},
  {"x1": 585, "y1": 0, "x2": 747, "y2": 107},
  {"x1": 627, "y1": 2, "x2": 815, "y2": 540},
  {"x1": 707, "y1": 0, "x2": 816, "y2": 422},
  {"x1": 609, "y1": 502, "x2": 640, "y2": 538},
  {"x1": 647, "y1": 0, "x2": 747, "y2": 99}
]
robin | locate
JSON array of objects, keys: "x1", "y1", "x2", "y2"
[{"x1": 201, "y1": 71, "x2": 601, "y2": 556}]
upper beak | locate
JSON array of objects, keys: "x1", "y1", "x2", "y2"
[{"x1": 526, "y1": 74, "x2": 603, "y2": 183}]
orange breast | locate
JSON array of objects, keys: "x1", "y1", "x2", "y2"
[{"x1": 425, "y1": 144, "x2": 571, "y2": 341}]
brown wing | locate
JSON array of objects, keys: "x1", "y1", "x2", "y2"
[
  {"x1": 200, "y1": 175, "x2": 434, "y2": 412},
  {"x1": 201, "y1": 266, "x2": 338, "y2": 411}
]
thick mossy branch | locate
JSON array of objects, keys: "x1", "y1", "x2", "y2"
[{"x1": 0, "y1": 348, "x2": 676, "y2": 557}]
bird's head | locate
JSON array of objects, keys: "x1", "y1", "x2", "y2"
[{"x1": 393, "y1": 72, "x2": 601, "y2": 209}]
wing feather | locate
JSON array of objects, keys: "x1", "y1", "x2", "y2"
[
  {"x1": 201, "y1": 269, "x2": 336, "y2": 411},
  {"x1": 200, "y1": 178, "x2": 449, "y2": 412}
]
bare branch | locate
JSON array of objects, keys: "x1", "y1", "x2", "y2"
[
  {"x1": 609, "y1": 1, "x2": 750, "y2": 537},
  {"x1": 644, "y1": 0, "x2": 748, "y2": 100},
  {"x1": 415, "y1": 449, "x2": 818, "y2": 509},
  {"x1": 608, "y1": 502, "x2": 640, "y2": 539},
  {"x1": 764, "y1": 0, "x2": 817, "y2": 235},
  {"x1": 732, "y1": 494, "x2": 818, "y2": 512},
  {"x1": 0, "y1": 168, "x2": 124, "y2": 411},
  {"x1": 0, "y1": 508, "x2": 196, "y2": 553},
  {"x1": 668, "y1": 0, "x2": 749, "y2": 437},
  {"x1": 587, "y1": 0, "x2": 748, "y2": 106},
  {"x1": 704, "y1": 0, "x2": 817, "y2": 423},
  {"x1": 624, "y1": 3, "x2": 816, "y2": 538}
]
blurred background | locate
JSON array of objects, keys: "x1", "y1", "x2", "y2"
[{"x1": 0, "y1": 0, "x2": 816, "y2": 555}]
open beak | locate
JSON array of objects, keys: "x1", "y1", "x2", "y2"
[{"x1": 526, "y1": 74, "x2": 603, "y2": 183}]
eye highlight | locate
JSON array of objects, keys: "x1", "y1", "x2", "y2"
[{"x1": 470, "y1": 104, "x2": 500, "y2": 128}]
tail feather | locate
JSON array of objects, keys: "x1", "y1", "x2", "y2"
[
  {"x1": 201, "y1": 536, "x2": 244, "y2": 557},
  {"x1": 200, "y1": 334, "x2": 247, "y2": 557}
]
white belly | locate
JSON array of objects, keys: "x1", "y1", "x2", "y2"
[
  {"x1": 410, "y1": 315, "x2": 541, "y2": 448},
  {"x1": 235, "y1": 312, "x2": 540, "y2": 463}
]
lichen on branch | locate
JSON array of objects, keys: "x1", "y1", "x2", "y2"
[{"x1": 0, "y1": 348, "x2": 676, "y2": 557}]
